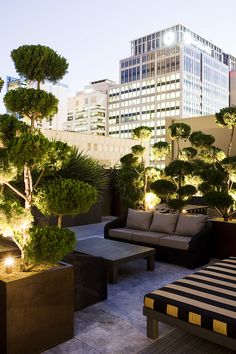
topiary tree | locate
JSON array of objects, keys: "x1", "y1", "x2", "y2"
[
  {"x1": 11, "y1": 45, "x2": 68, "y2": 89},
  {"x1": 34, "y1": 179, "x2": 98, "y2": 228},
  {"x1": 215, "y1": 107, "x2": 236, "y2": 157},
  {"x1": 168, "y1": 122, "x2": 191, "y2": 159},
  {"x1": 4, "y1": 88, "x2": 58, "y2": 131},
  {"x1": 132, "y1": 126, "x2": 152, "y2": 145},
  {"x1": 0, "y1": 77, "x2": 4, "y2": 92},
  {"x1": 152, "y1": 141, "x2": 171, "y2": 162},
  {"x1": 0, "y1": 45, "x2": 100, "y2": 269}
]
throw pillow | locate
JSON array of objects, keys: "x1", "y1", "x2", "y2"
[
  {"x1": 126, "y1": 208, "x2": 153, "y2": 231},
  {"x1": 149, "y1": 213, "x2": 179, "y2": 234},
  {"x1": 175, "y1": 214, "x2": 208, "y2": 237}
]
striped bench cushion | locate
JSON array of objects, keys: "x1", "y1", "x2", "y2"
[{"x1": 144, "y1": 257, "x2": 236, "y2": 339}]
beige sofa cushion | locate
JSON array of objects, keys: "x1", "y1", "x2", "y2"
[
  {"x1": 149, "y1": 213, "x2": 179, "y2": 235},
  {"x1": 126, "y1": 208, "x2": 153, "y2": 231},
  {"x1": 109, "y1": 228, "x2": 133, "y2": 240},
  {"x1": 131, "y1": 230, "x2": 167, "y2": 245},
  {"x1": 159, "y1": 235, "x2": 191, "y2": 250},
  {"x1": 175, "y1": 214, "x2": 208, "y2": 237}
]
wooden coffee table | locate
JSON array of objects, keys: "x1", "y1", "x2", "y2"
[{"x1": 75, "y1": 237, "x2": 156, "y2": 284}]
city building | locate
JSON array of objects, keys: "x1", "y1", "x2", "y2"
[
  {"x1": 108, "y1": 24, "x2": 236, "y2": 152},
  {"x1": 66, "y1": 79, "x2": 116, "y2": 135},
  {"x1": 6, "y1": 76, "x2": 69, "y2": 130},
  {"x1": 43, "y1": 129, "x2": 149, "y2": 167}
]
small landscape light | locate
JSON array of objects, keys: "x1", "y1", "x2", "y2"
[
  {"x1": 182, "y1": 209, "x2": 187, "y2": 214},
  {"x1": 4, "y1": 256, "x2": 15, "y2": 274}
]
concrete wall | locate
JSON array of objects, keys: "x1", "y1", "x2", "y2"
[
  {"x1": 43, "y1": 129, "x2": 150, "y2": 167},
  {"x1": 165, "y1": 115, "x2": 236, "y2": 158}
]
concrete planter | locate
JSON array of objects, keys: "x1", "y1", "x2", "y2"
[
  {"x1": 0, "y1": 262, "x2": 74, "y2": 354},
  {"x1": 211, "y1": 218, "x2": 236, "y2": 258}
]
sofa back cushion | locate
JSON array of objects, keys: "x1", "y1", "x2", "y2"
[
  {"x1": 126, "y1": 208, "x2": 153, "y2": 231},
  {"x1": 149, "y1": 213, "x2": 179, "y2": 235},
  {"x1": 175, "y1": 214, "x2": 208, "y2": 237}
]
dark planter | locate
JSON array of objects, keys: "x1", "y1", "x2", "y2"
[
  {"x1": 0, "y1": 262, "x2": 74, "y2": 354},
  {"x1": 210, "y1": 218, "x2": 236, "y2": 258}
]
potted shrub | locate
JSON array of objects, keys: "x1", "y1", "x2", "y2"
[{"x1": 0, "y1": 45, "x2": 98, "y2": 354}]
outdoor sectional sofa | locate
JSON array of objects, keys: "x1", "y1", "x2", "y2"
[
  {"x1": 143, "y1": 257, "x2": 236, "y2": 351},
  {"x1": 104, "y1": 209, "x2": 212, "y2": 269}
]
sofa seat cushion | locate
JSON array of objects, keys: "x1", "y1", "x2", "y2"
[
  {"x1": 175, "y1": 214, "x2": 208, "y2": 237},
  {"x1": 159, "y1": 235, "x2": 192, "y2": 250},
  {"x1": 126, "y1": 208, "x2": 153, "y2": 231},
  {"x1": 131, "y1": 230, "x2": 167, "y2": 245},
  {"x1": 109, "y1": 228, "x2": 134, "y2": 240},
  {"x1": 149, "y1": 213, "x2": 179, "y2": 234}
]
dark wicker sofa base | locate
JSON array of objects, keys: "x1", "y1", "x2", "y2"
[{"x1": 104, "y1": 214, "x2": 211, "y2": 269}]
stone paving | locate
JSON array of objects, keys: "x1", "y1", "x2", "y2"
[{"x1": 43, "y1": 222, "x2": 194, "y2": 354}]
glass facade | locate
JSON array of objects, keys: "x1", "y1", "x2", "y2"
[{"x1": 108, "y1": 24, "x2": 236, "y2": 150}]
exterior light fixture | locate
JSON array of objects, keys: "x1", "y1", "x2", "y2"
[
  {"x1": 145, "y1": 193, "x2": 160, "y2": 210},
  {"x1": 4, "y1": 256, "x2": 14, "y2": 274},
  {"x1": 183, "y1": 32, "x2": 192, "y2": 45},
  {"x1": 163, "y1": 32, "x2": 175, "y2": 46},
  {"x1": 182, "y1": 209, "x2": 187, "y2": 214}
]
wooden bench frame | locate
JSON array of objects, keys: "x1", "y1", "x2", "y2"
[{"x1": 143, "y1": 307, "x2": 236, "y2": 351}]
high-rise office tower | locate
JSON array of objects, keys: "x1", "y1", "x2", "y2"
[
  {"x1": 108, "y1": 24, "x2": 236, "y2": 154},
  {"x1": 66, "y1": 79, "x2": 116, "y2": 135}
]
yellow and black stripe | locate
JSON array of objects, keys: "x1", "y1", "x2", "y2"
[{"x1": 144, "y1": 257, "x2": 236, "y2": 339}]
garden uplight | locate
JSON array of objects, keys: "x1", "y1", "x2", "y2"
[{"x1": 4, "y1": 256, "x2": 14, "y2": 274}]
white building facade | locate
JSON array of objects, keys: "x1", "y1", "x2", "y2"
[
  {"x1": 6, "y1": 76, "x2": 69, "y2": 130},
  {"x1": 66, "y1": 79, "x2": 115, "y2": 135},
  {"x1": 108, "y1": 24, "x2": 236, "y2": 147}
]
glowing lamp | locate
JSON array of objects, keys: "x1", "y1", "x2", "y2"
[
  {"x1": 182, "y1": 209, "x2": 187, "y2": 214},
  {"x1": 145, "y1": 193, "x2": 160, "y2": 210},
  {"x1": 183, "y1": 32, "x2": 192, "y2": 45},
  {"x1": 163, "y1": 32, "x2": 175, "y2": 46},
  {"x1": 4, "y1": 256, "x2": 14, "y2": 274}
]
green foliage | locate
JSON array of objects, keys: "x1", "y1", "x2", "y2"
[
  {"x1": 131, "y1": 145, "x2": 145, "y2": 157},
  {"x1": 168, "y1": 122, "x2": 191, "y2": 140},
  {"x1": 221, "y1": 156, "x2": 236, "y2": 182},
  {"x1": 152, "y1": 141, "x2": 171, "y2": 160},
  {"x1": 115, "y1": 167, "x2": 144, "y2": 209},
  {"x1": 165, "y1": 160, "x2": 193, "y2": 180},
  {"x1": 204, "y1": 191, "x2": 234, "y2": 221},
  {"x1": 180, "y1": 147, "x2": 197, "y2": 161},
  {"x1": 132, "y1": 126, "x2": 152, "y2": 142},
  {"x1": 145, "y1": 167, "x2": 161, "y2": 182},
  {"x1": 35, "y1": 178, "x2": 97, "y2": 219},
  {"x1": 8, "y1": 131, "x2": 52, "y2": 170},
  {"x1": 0, "y1": 149, "x2": 18, "y2": 183},
  {"x1": 25, "y1": 226, "x2": 76, "y2": 265},
  {"x1": 120, "y1": 153, "x2": 139, "y2": 167},
  {"x1": 151, "y1": 179, "x2": 177, "y2": 198},
  {"x1": 0, "y1": 114, "x2": 29, "y2": 147},
  {"x1": 0, "y1": 77, "x2": 4, "y2": 92},
  {"x1": 4, "y1": 88, "x2": 58, "y2": 122},
  {"x1": 168, "y1": 198, "x2": 186, "y2": 211},
  {"x1": 200, "y1": 168, "x2": 226, "y2": 189},
  {"x1": 215, "y1": 107, "x2": 236, "y2": 128},
  {"x1": 54, "y1": 148, "x2": 108, "y2": 197},
  {"x1": 11, "y1": 45, "x2": 68, "y2": 86},
  {"x1": 178, "y1": 185, "x2": 197, "y2": 200},
  {"x1": 0, "y1": 197, "x2": 33, "y2": 239},
  {"x1": 189, "y1": 131, "x2": 215, "y2": 148}
]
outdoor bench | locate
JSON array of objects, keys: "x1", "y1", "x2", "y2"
[{"x1": 143, "y1": 257, "x2": 236, "y2": 351}]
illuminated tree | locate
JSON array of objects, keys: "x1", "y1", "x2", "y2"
[
  {"x1": 168, "y1": 122, "x2": 191, "y2": 159},
  {"x1": 215, "y1": 107, "x2": 236, "y2": 157}
]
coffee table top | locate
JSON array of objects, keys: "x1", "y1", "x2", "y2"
[{"x1": 75, "y1": 237, "x2": 155, "y2": 262}]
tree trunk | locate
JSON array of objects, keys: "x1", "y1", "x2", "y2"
[
  {"x1": 176, "y1": 140, "x2": 180, "y2": 160},
  {"x1": 227, "y1": 126, "x2": 235, "y2": 157},
  {"x1": 58, "y1": 215, "x2": 63, "y2": 229},
  {"x1": 24, "y1": 164, "x2": 33, "y2": 211}
]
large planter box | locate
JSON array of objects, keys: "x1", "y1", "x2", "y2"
[
  {"x1": 0, "y1": 262, "x2": 74, "y2": 354},
  {"x1": 210, "y1": 219, "x2": 236, "y2": 258}
]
